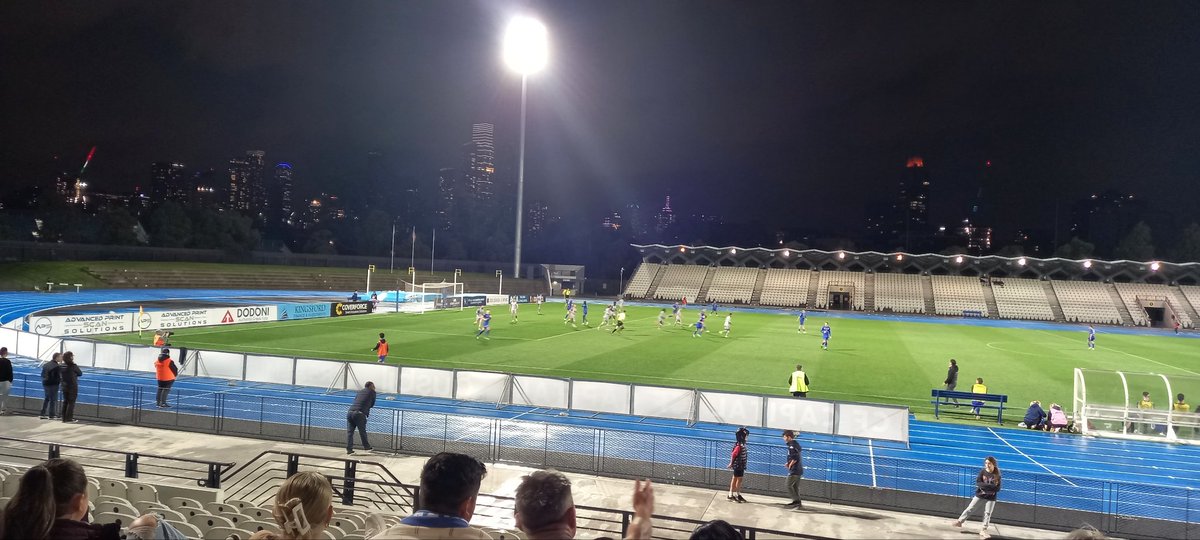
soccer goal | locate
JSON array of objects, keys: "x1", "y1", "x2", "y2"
[{"x1": 398, "y1": 280, "x2": 465, "y2": 313}]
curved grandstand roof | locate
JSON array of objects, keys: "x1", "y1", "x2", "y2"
[{"x1": 631, "y1": 244, "x2": 1200, "y2": 284}]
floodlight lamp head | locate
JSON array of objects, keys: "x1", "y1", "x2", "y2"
[{"x1": 503, "y1": 16, "x2": 548, "y2": 76}]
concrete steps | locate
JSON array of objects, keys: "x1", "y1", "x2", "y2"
[
  {"x1": 749, "y1": 268, "x2": 767, "y2": 305},
  {"x1": 1042, "y1": 281, "x2": 1066, "y2": 322},
  {"x1": 864, "y1": 272, "x2": 876, "y2": 312},
  {"x1": 806, "y1": 272, "x2": 820, "y2": 308},
  {"x1": 920, "y1": 275, "x2": 936, "y2": 314},
  {"x1": 981, "y1": 282, "x2": 1000, "y2": 318},
  {"x1": 1107, "y1": 284, "x2": 1135, "y2": 326},
  {"x1": 644, "y1": 265, "x2": 668, "y2": 299}
]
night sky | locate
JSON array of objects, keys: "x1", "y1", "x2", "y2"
[{"x1": 3, "y1": 1, "x2": 1198, "y2": 236}]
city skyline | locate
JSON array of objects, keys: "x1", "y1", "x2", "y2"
[{"x1": 2, "y1": 1, "x2": 1199, "y2": 251}]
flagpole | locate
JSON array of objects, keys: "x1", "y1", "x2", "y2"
[
  {"x1": 390, "y1": 222, "x2": 396, "y2": 273},
  {"x1": 430, "y1": 228, "x2": 436, "y2": 276},
  {"x1": 410, "y1": 226, "x2": 416, "y2": 276}
]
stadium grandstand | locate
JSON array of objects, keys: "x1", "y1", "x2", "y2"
[{"x1": 627, "y1": 244, "x2": 1200, "y2": 328}]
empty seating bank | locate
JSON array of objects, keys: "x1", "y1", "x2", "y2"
[{"x1": 624, "y1": 262, "x2": 1199, "y2": 328}]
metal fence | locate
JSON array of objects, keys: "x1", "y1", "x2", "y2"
[{"x1": 6, "y1": 371, "x2": 1198, "y2": 537}]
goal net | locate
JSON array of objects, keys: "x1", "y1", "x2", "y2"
[{"x1": 394, "y1": 281, "x2": 465, "y2": 313}]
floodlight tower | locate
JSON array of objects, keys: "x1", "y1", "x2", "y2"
[{"x1": 503, "y1": 15, "x2": 548, "y2": 279}]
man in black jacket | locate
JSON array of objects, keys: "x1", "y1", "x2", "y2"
[
  {"x1": 347, "y1": 381, "x2": 376, "y2": 454},
  {"x1": 943, "y1": 358, "x2": 960, "y2": 407},
  {"x1": 40, "y1": 353, "x2": 62, "y2": 419},
  {"x1": 0, "y1": 347, "x2": 12, "y2": 415}
]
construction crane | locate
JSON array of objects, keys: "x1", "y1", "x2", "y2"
[{"x1": 71, "y1": 146, "x2": 95, "y2": 204}]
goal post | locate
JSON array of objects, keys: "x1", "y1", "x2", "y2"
[{"x1": 392, "y1": 280, "x2": 465, "y2": 313}]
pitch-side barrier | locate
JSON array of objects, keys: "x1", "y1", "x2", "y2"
[{"x1": 0, "y1": 325, "x2": 908, "y2": 445}]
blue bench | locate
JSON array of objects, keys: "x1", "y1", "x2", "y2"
[{"x1": 930, "y1": 389, "x2": 1008, "y2": 424}]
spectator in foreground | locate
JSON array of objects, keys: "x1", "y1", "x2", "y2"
[
  {"x1": 60, "y1": 351, "x2": 82, "y2": 423},
  {"x1": 1020, "y1": 400, "x2": 1046, "y2": 430},
  {"x1": 346, "y1": 381, "x2": 376, "y2": 455},
  {"x1": 951, "y1": 456, "x2": 1002, "y2": 539},
  {"x1": 0, "y1": 346, "x2": 12, "y2": 415},
  {"x1": 248, "y1": 471, "x2": 334, "y2": 540},
  {"x1": 514, "y1": 470, "x2": 576, "y2": 540},
  {"x1": 123, "y1": 513, "x2": 188, "y2": 540},
  {"x1": 0, "y1": 458, "x2": 179, "y2": 540},
  {"x1": 154, "y1": 348, "x2": 177, "y2": 408},
  {"x1": 781, "y1": 430, "x2": 803, "y2": 509},
  {"x1": 40, "y1": 352, "x2": 62, "y2": 419},
  {"x1": 726, "y1": 427, "x2": 749, "y2": 503},
  {"x1": 626, "y1": 479, "x2": 654, "y2": 540},
  {"x1": 375, "y1": 452, "x2": 491, "y2": 539},
  {"x1": 689, "y1": 520, "x2": 744, "y2": 540}
]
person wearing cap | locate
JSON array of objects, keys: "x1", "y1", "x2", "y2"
[
  {"x1": 154, "y1": 348, "x2": 178, "y2": 408},
  {"x1": 726, "y1": 427, "x2": 750, "y2": 503}
]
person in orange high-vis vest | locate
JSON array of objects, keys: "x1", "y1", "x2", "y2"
[
  {"x1": 152, "y1": 330, "x2": 165, "y2": 348},
  {"x1": 154, "y1": 348, "x2": 178, "y2": 408},
  {"x1": 372, "y1": 333, "x2": 389, "y2": 364}
]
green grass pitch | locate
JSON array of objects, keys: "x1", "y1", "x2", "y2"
[{"x1": 99, "y1": 305, "x2": 1200, "y2": 420}]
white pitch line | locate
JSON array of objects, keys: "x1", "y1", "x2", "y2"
[
  {"x1": 987, "y1": 427, "x2": 1078, "y2": 487},
  {"x1": 1037, "y1": 330, "x2": 1200, "y2": 376}
]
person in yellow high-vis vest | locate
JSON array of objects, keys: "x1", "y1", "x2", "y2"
[{"x1": 788, "y1": 364, "x2": 810, "y2": 397}]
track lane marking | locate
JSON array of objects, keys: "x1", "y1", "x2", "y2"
[{"x1": 987, "y1": 427, "x2": 1078, "y2": 487}]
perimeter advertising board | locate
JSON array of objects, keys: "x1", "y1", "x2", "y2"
[
  {"x1": 278, "y1": 303, "x2": 331, "y2": 321},
  {"x1": 330, "y1": 301, "x2": 373, "y2": 317},
  {"x1": 32, "y1": 305, "x2": 279, "y2": 336},
  {"x1": 30, "y1": 313, "x2": 133, "y2": 336}
]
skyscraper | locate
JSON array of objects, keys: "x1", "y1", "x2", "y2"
[
  {"x1": 271, "y1": 163, "x2": 295, "y2": 225},
  {"x1": 960, "y1": 160, "x2": 993, "y2": 254},
  {"x1": 896, "y1": 156, "x2": 931, "y2": 249},
  {"x1": 463, "y1": 123, "x2": 496, "y2": 203},
  {"x1": 655, "y1": 195, "x2": 676, "y2": 233},
  {"x1": 527, "y1": 200, "x2": 550, "y2": 237},
  {"x1": 228, "y1": 150, "x2": 266, "y2": 213},
  {"x1": 151, "y1": 161, "x2": 188, "y2": 203},
  {"x1": 436, "y1": 168, "x2": 458, "y2": 231}
]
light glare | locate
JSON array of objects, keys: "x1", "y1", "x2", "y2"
[{"x1": 503, "y1": 16, "x2": 548, "y2": 75}]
